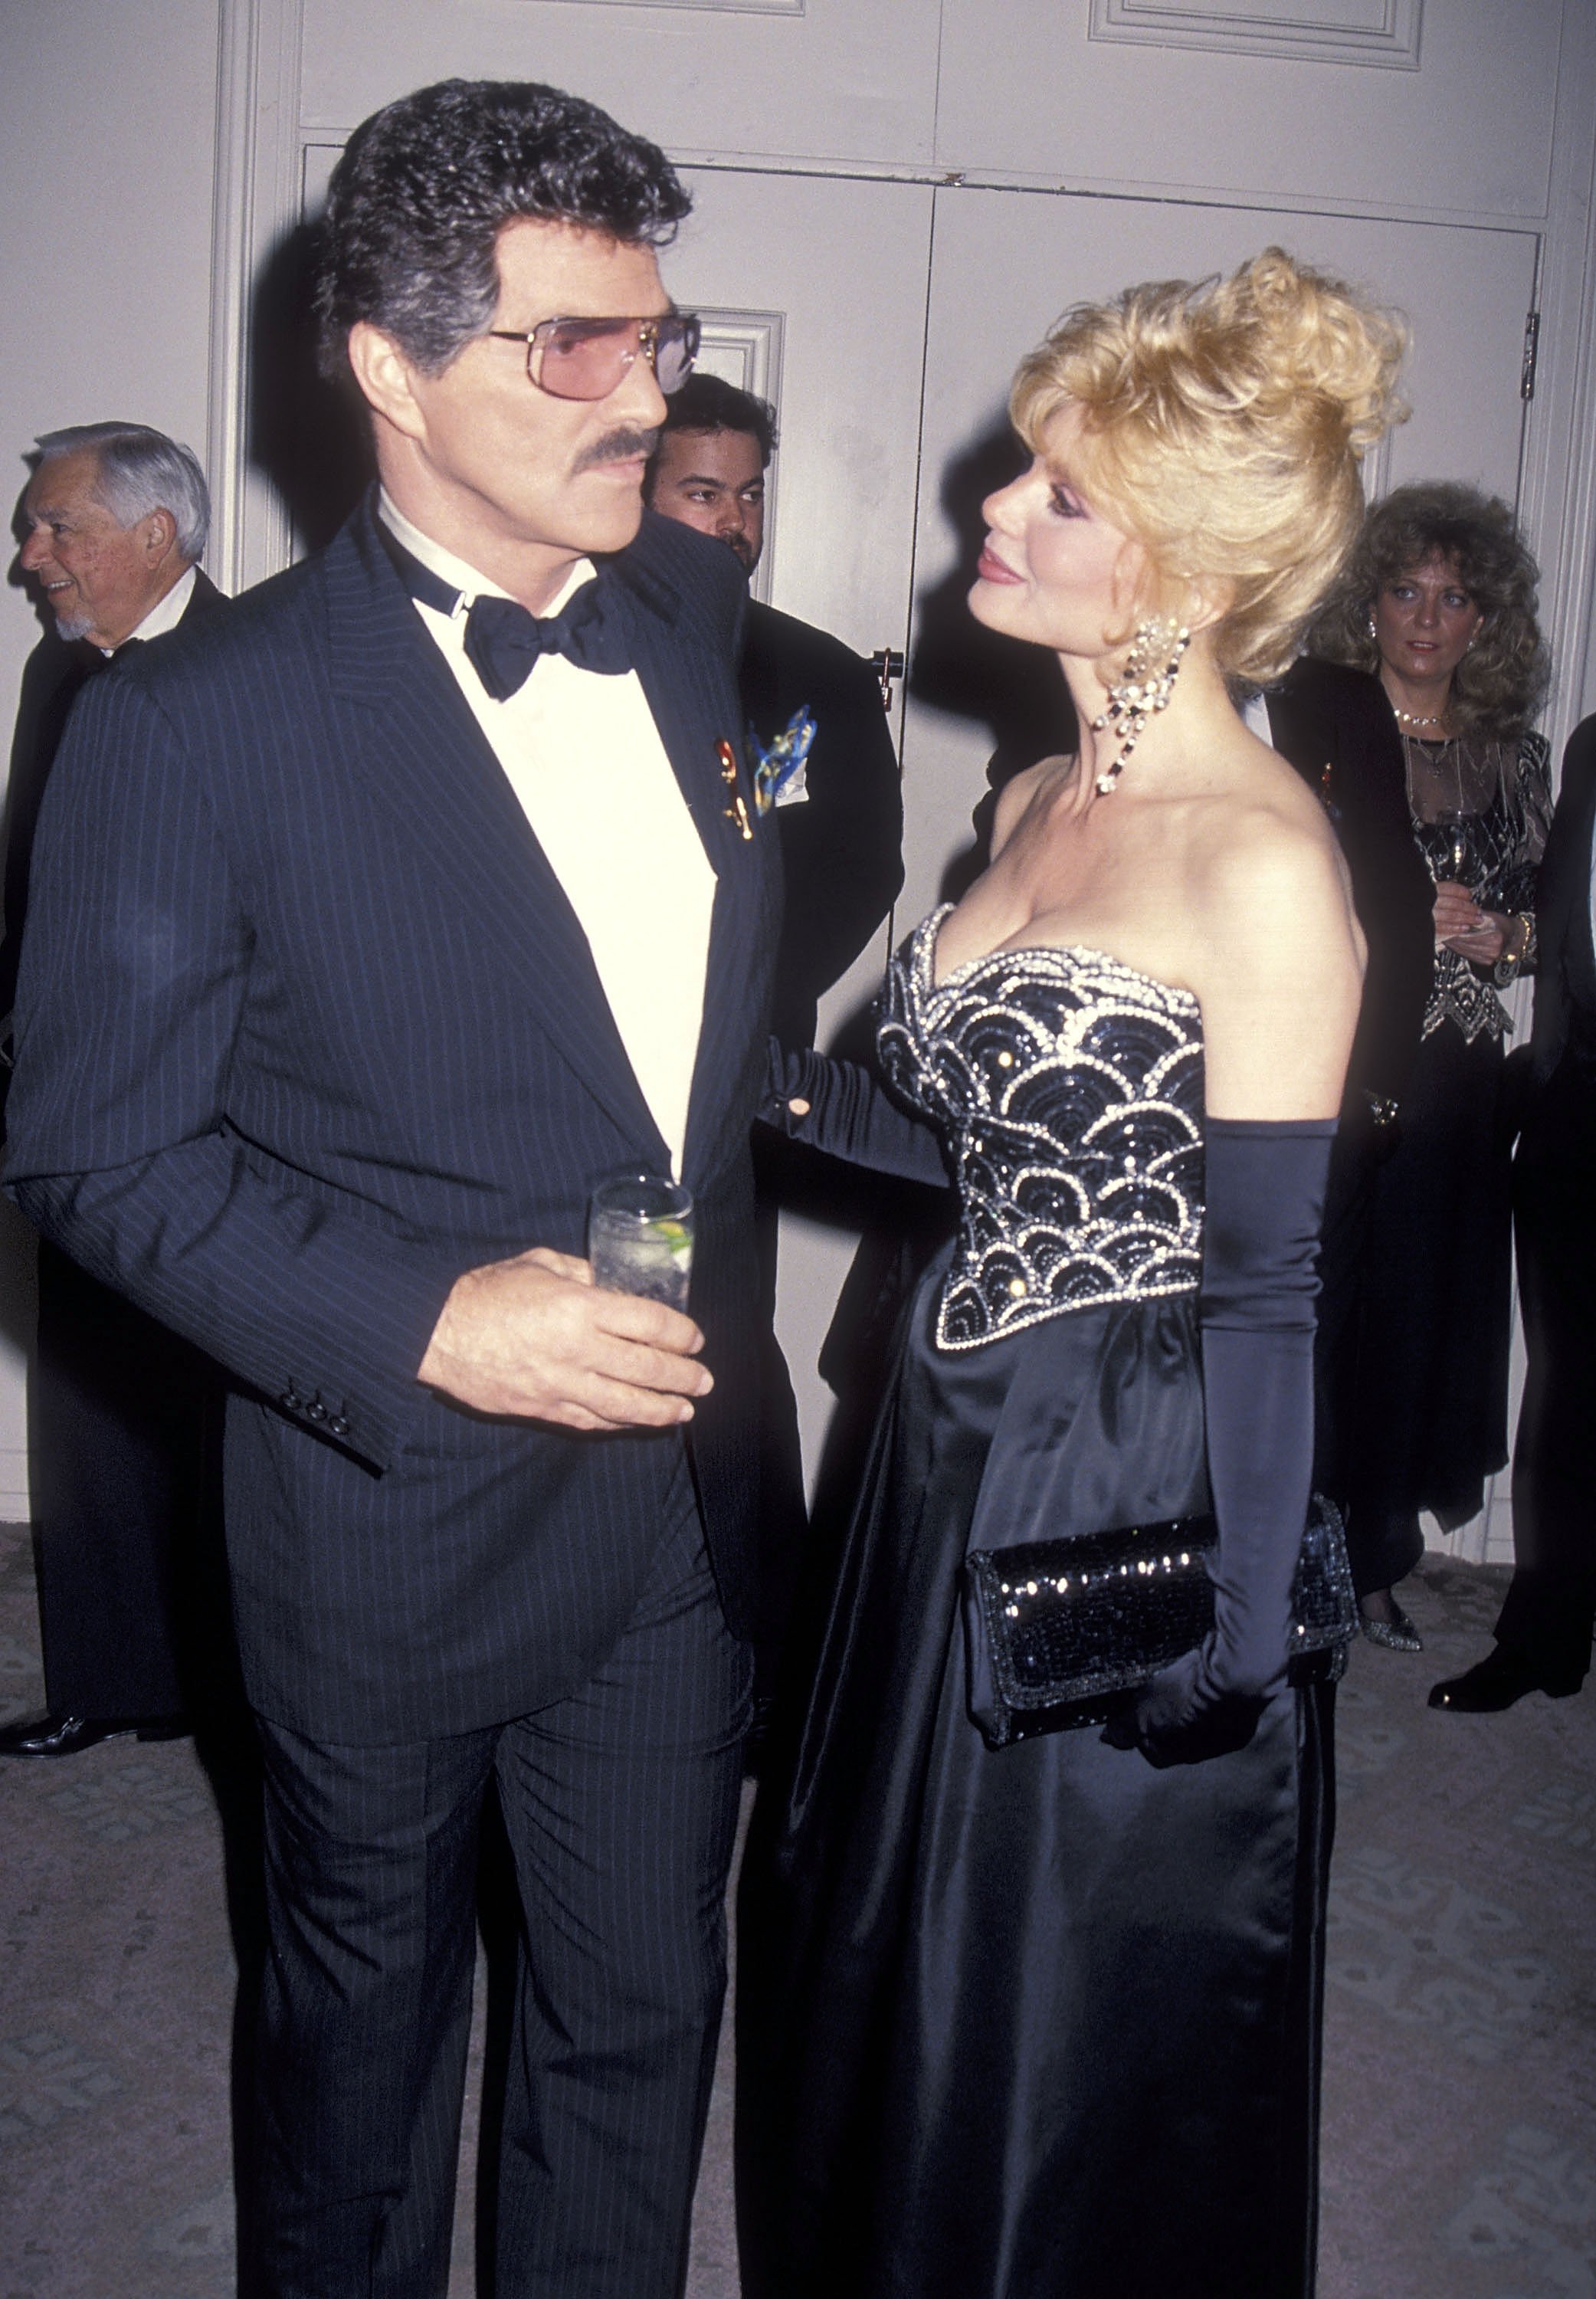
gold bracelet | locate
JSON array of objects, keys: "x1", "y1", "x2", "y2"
[{"x1": 1493, "y1": 913, "x2": 1531, "y2": 986}]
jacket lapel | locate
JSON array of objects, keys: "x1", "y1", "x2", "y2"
[
  {"x1": 610, "y1": 536, "x2": 776, "y2": 1183},
  {"x1": 321, "y1": 505, "x2": 665, "y2": 1159}
]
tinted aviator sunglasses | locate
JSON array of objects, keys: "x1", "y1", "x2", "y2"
[{"x1": 485, "y1": 310, "x2": 701, "y2": 402}]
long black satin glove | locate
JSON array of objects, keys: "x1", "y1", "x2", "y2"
[
  {"x1": 759, "y1": 1038, "x2": 951, "y2": 1187},
  {"x1": 1103, "y1": 1117, "x2": 1335, "y2": 1769}
]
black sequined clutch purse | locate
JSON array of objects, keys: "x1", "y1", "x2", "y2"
[{"x1": 963, "y1": 1494, "x2": 1355, "y2": 1750}]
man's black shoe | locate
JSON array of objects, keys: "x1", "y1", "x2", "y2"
[
  {"x1": 0, "y1": 1711, "x2": 190, "y2": 1757},
  {"x1": 1427, "y1": 1646, "x2": 1575, "y2": 1714}
]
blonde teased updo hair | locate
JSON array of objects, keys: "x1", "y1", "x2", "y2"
[{"x1": 1010, "y1": 248, "x2": 1408, "y2": 686}]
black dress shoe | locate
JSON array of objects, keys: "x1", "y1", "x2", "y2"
[
  {"x1": 1427, "y1": 1647, "x2": 1568, "y2": 1714},
  {"x1": 0, "y1": 1710, "x2": 190, "y2": 1757}
]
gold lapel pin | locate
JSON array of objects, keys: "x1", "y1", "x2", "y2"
[{"x1": 717, "y1": 740, "x2": 753, "y2": 840}]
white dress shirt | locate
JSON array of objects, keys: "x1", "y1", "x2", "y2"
[
  {"x1": 379, "y1": 493, "x2": 715, "y2": 1178},
  {"x1": 104, "y1": 563, "x2": 197, "y2": 654}
]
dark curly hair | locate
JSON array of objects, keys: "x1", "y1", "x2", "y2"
[
  {"x1": 315, "y1": 77, "x2": 691, "y2": 379},
  {"x1": 654, "y1": 373, "x2": 778, "y2": 464},
  {"x1": 1305, "y1": 480, "x2": 1548, "y2": 740}
]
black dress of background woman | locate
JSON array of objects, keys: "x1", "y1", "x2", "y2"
[
  {"x1": 1305, "y1": 485, "x2": 1551, "y2": 1635},
  {"x1": 736, "y1": 250, "x2": 1405, "y2": 2299}
]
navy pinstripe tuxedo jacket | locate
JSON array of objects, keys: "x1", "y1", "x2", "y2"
[{"x1": 4, "y1": 500, "x2": 782, "y2": 1743}]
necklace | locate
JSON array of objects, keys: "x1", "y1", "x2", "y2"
[{"x1": 1394, "y1": 706, "x2": 1447, "y2": 730}]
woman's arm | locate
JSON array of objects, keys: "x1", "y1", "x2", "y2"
[
  {"x1": 1437, "y1": 730, "x2": 1552, "y2": 972},
  {"x1": 1110, "y1": 811, "x2": 1358, "y2": 1766},
  {"x1": 759, "y1": 1039, "x2": 951, "y2": 1188}
]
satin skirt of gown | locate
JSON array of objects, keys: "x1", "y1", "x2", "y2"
[{"x1": 736, "y1": 1261, "x2": 1333, "y2": 2299}]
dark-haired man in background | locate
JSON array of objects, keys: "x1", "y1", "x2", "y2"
[
  {"x1": 2, "y1": 421, "x2": 227, "y2": 1760},
  {"x1": 647, "y1": 377, "x2": 902, "y2": 1692},
  {"x1": 647, "y1": 374, "x2": 903, "y2": 1049},
  {"x1": 5, "y1": 81, "x2": 779, "y2": 2297}
]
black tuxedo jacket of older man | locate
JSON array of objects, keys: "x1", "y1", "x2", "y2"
[
  {"x1": 2, "y1": 566, "x2": 228, "y2": 1023},
  {"x1": 4, "y1": 566, "x2": 231, "y2": 1725},
  {"x1": 3, "y1": 503, "x2": 780, "y2": 1746},
  {"x1": 1499, "y1": 715, "x2": 1596, "y2": 1687}
]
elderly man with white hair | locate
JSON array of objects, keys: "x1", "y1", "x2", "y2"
[{"x1": 2, "y1": 420, "x2": 228, "y2": 1759}]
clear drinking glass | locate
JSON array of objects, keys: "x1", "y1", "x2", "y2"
[
  {"x1": 1434, "y1": 805, "x2": 1470, "y2": 881},
  {"x1": 588, "y1": 1172, "x2": 694, "y2": 1311}
]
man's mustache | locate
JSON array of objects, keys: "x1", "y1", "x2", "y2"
[{"x1": 573, "y1": 426, "x2": 660, "y2": 475}]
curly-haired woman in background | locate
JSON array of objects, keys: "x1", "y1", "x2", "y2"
[
  {"x1": 736, "y1": 250, "x2": 1404, "y2": 2299},
  {"x1": 1306, "y1": 487, "x2": 1551, "y2": 1671}
]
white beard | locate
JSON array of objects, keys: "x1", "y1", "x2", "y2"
[{"x1": 50, "y1": 602, "x2": 94, "y2": 642}]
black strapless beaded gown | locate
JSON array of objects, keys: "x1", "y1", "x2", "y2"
[{"x1": 737, "y1": 910, "x2": 1333, "y2": 2299}]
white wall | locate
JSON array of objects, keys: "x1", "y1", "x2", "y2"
[{"x1": 0, "y1": 0, "x2": 222, "y2": 1514}]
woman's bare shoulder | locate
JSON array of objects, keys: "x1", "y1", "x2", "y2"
[
  {"x1": 991, "y1": 756, "x2": 1071, "y2": 859},
  {"x1": 1186, "y1": 759, "x2": 1358, "y2": 980},
  {"x1": 1181, "y1": 755, "x2": 1362, "y2": 1117}
]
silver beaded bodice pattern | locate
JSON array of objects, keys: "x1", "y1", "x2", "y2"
[
  {"x1": 880, "y1": 907, "x2": 1205, "y2": 1350},
  {"x1": 1405, "y1": 728, "x2": 1552, "y2": 1046}
]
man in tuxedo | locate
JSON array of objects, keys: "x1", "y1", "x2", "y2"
[
  {"x1": 1247, "y1": 658, "x2": 1436, "y2": 1638},
  {"x1": 647, "y1": 376, "x2": 903, "y2": 1688},
  {"x1": 1431, "y1": 713, "x2": 1596, "y2": 1710},
  {"x1": 5, "y1": 80, "x2": 779, "y2": 2297},
  {"x1": 646, "y1": 373, "x2": 903, "y2": 1046},
  {"x1": 2, "y1": 421, "x2": 228, "y2": 1759}
]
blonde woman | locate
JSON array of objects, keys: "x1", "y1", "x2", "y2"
[{"x1": 736, "y1": 252, "x2": 1405, "y2": 2299}]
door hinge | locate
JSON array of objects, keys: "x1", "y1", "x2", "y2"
[{"x1": 1521, "y1": 310, "x2": 1541, "y2": 402}]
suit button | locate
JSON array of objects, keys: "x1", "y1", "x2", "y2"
[
  {"x1": 280, "y1": 1388, "x2": 304, "y2": 1412},
  {"x1": 306, "y1": 1400, "x2": 328, "y2": 1423},
  {"x1": 328, "y1": 1415, "x2": 351, "y2": 1438}
]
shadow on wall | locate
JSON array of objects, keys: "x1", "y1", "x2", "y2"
[
  {"x1": 250, "y1": 218, "x2": 372, "y2": 556},
  {"x1": 909, "y1": 416, "x2": 1077, "y2": 902}
]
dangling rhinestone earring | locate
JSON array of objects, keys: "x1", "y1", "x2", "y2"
[
  {"x1": 1090, "y1": 618, "x2": 1191, "y2": 795},
  {"x1": 1366, "y1": 612, "x2": 1378, "y2": 641}
]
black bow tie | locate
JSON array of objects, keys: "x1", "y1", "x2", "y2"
[{"x1": 382, "y1": 526, "x2": 631, "y2": 697}]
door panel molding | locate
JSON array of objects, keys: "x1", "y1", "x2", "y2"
[
  {"x1": 208, "y1": 0, "x2": 306, "y2": 596},
  {"x1": 1090, "y1": 0, "x2": 1422, "y2": 71},
  {"x1": 677, "y1": 152, "x2": 1558, "y2": 239},
  {"x1": 693, "y1": 307, "x2": 787, "y2": 602},
  {"x1": 529, "y1": 0, "x2": 804, "y2": 11}
]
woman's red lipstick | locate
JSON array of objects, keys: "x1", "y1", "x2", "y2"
[{"x1": 976, "y1": 543, "x2": 1022, "y2": 584}]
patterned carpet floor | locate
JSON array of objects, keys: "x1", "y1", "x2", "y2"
[{"x1": 1, "y1": 1520, "x2": 1591, "y2": 2297}]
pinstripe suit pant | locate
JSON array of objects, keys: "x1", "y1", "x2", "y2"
[{"x1": 251, "y1": 1480, "x2": 752, "y2": 2299}]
